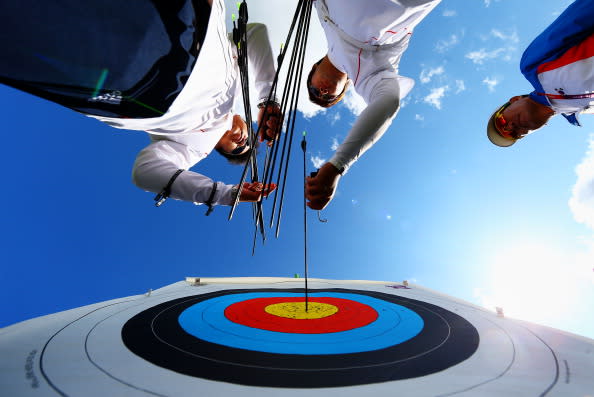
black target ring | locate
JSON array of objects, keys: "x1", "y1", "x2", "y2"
[{"x1": 122, "y1": 288, "x2": 479, "y2": 388}]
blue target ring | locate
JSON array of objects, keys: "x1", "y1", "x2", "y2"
[
  {"x1": 178, "y1": 292, "x2": 424, "y2": 354},
  {"x1": 122, "y1": 288, "x2": 480, "y2": 388}
]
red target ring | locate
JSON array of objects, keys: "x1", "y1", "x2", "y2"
[{"x1": 224, "y1": 297, "x2": 378, "y2": 333}]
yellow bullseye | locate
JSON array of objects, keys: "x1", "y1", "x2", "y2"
[{"x1": 264, "y1": 302, "x2": 338, "y2": 319}]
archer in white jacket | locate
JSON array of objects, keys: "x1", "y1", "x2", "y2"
[
  {"x1": 305, "y1": 0, "x2": 441, "y2": 210},
  {"x1": 95, "y1": 2, "x2": 280, "y2": 208}
]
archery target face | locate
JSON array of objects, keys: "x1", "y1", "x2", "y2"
[
  {"x1": 5, "y1": 279, "x2": 589, "y2": 397},
  {"x1": 122, "y1": 288, "x2": 479, "y2": 387}
]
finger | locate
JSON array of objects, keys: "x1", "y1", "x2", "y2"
[
  {"x1": 305, "y1": 189, "x2": 327, "y2": 202},
  {"x1": 262, "y1": 127, "x2": 276, "y2": 140},
  {"x1": 261, "y1": 188, "x2": 275, "y2": 197},
  {"x1": 307, "y1": 200, "x2": 324, "y2": 210},
  {"x1": 246, "y1": 182, "x2": 266, "y2": 192},
  {"x1": 264, "y1": 128, "x2": 278, "y2": 140},
  {"x1": 314, "y1": 197, "x2": 331, "y2": 210},
  {"x1": 240, "y1": 190, "x2": 262, "y2": 202},
  {"x1": 258, "y1": 127, "x2": 269, "y2": 142},
  {"x1": 305, "y1": 184, "x2": 327, "y2": 196}
]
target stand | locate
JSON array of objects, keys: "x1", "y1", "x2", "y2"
[{"x1": 2, "y1": 277, "x2": 593, "y2": 396}]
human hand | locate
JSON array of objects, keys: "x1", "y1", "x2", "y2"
[
  {"x1": 239, "y1": 182, "x2": 277, "y2": 202},
  {"x1": 257, "y1": 102, "x2": 282, "y2": 146},
  {"x1": 305, "y1": 162, "x2": 341, "y2": 210}
]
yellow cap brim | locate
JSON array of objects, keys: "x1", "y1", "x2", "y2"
[{"x1": 486, "y1": 103, "x2": 516, "y2": 147}]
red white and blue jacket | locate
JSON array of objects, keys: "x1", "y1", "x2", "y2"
[{"x1": 521, "y1": 0, "x2": 594, "y2": 126}]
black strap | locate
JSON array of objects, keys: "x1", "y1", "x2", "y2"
[
  {"x1": 204, "y1": 181, "x2": 218, "y2": 216},
  {"x1": 154, "y1": 169, "x2": 184, "y2": 207}
]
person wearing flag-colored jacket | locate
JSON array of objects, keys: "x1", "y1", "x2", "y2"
[
  {"x1": 486, "y1": 0, "x2": 594, "y2": 147},
  {"x1": 304, "y1": 0, "x2": 441, "y2": 210}
]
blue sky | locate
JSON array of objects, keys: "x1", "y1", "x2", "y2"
[{"x1": 2, "y1": 0, "x2": 594, "y2": 340}]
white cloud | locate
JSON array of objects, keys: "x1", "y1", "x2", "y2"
[
  {"x1": 343, "y1": 88, "x2": 367, "y2": 116},
  {"x1": 484, "y1": 0, "x2": 501, "y2": 7},
  {"x1": 569, "y1": 134, "x2": 594, "y2": 230},
  {"x1": 455, "y1": 80, "x2": 466, "y2": 94},
  {"x1": 467, "y1": 29, "x2": 517, "y2": 65},
  {"x1": 435, "y1": 34, "x2": 459, "y2": 53},
  {"x1": 491, "y1": 28, "x2": 519, "y2": 44},
  {"x1": 423, "y1": 86, "x2": 449, "y2": 110},
  {"x1": 442, "y1": 9, "x2": 457, "y2": 17},
  {"x1": 310, "y1": 155, "x2": 326, "y2": 169},
  {"x1": 482, "y1": 76, "x2": 499, "y2": 92},
  {"x1": 414, "y1": 114, "x2": 424, "y2": 121},
  {"x1": 329, "y1": 111, "x2": 341, "y2": 126},
  {"x1": 420, "y1": 66, "x2": 445, "y2": 84},
  {"x1": 330, "y1": 137, "x2": 339, "y2": 151},
  {"x1": 400, "y1": 95, "x2": 411, "y2": 108},
  {"x1": 465, "y1": 48, "x2": 508, "y2": 64}
]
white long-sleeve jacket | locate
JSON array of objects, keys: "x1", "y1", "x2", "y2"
[
  {"x1": 316, "y1": 0, "x2": 441, "y2": 173},
  {"x1": 90, "y1": 0, "x2": 276, "y2": 206}
]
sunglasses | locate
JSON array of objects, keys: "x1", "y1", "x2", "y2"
[
  {"x1": 227, "y1": 143, "x2": 249, "y2": 155},
  {"x1": 307, "y1": 84, "x2": 338, "y2": 102},
  {"x1": 493, "y1": 103, "x2": 524, "y2": 141}
]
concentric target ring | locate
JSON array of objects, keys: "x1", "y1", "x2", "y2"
[
  {"x1": 178, "y1": 292, "x2": 422, "y2": 354},
  {"x1": 224, "y1": 296, "x2": 377, "y2": 332},
  {"x1": 122, "y1": 288, "x2": 479, "y2": 388}
]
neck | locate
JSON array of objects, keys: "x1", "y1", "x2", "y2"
[
  {"x1": 528, "y1": 96, "x2": 555, "y2": 120},
  {"x1": 321, "y1": 56, "x2": 347, "y2": 82}
]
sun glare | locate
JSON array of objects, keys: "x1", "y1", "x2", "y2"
[{"x1": 481, "y1": 242, "x2": 579, "y2": 324}]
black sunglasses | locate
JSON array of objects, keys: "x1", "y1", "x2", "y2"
[
  {"x1": 307, "y1": 84, "x2": 338, "y2": 102},
  {"x1": 227, "y1": 143, "x2": 249, "y2": 156}
]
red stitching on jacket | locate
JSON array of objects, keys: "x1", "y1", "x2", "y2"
[{"x1": 354, "y1": 48, "x2": 363, "y2": 85}]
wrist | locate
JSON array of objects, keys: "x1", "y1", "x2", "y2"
[{"x1": 326, "y1": 161, "x2": 344, "y2": 175}]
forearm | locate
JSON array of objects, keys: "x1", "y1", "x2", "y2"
[
  {"x1": 132, "y1": 140, "x2": 234, "y2": 205},
  {"x1": 330, "y1": 78, "x2": 400, "y2": 173}
]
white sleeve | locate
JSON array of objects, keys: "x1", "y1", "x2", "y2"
[
  {"x1": 131, "y1": 140, "x2": 235, "y2": 206},
  {"x1": 329, "y1": 78, "x2": 401, "y2": 174},
  {"x1": 246, "y1": 23, "x2": 277, "y2": 103}
]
